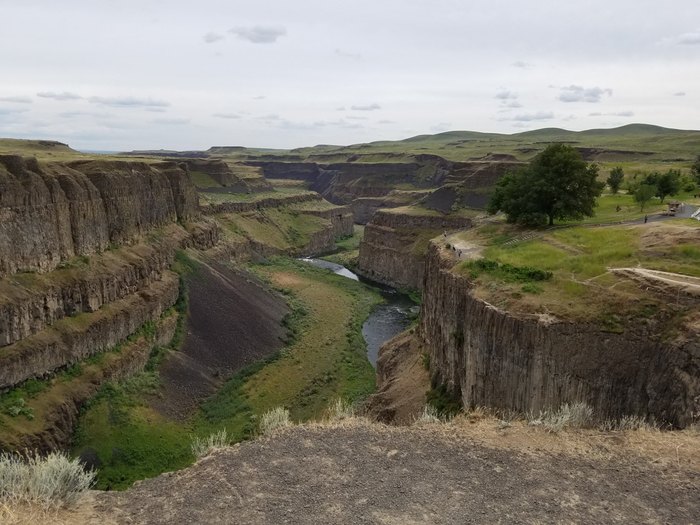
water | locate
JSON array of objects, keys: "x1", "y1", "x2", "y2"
[{"x1": 299, "y1": 258, "x2": 416, "y2": 368}]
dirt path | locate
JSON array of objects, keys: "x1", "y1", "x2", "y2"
[
  {"x1": 611, "y1": 267, "x2": 700, "y2": 298},
  {"x1": 92, "y1": 422, "x2": 698, "y2": 524}
]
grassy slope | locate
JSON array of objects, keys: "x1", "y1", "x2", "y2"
[
  {"x1": 454, "y1": 220, "x2": 700, "y2": 325},
  {"x1": 70, "y1": 257, "x2": 379, "y2": 489}
]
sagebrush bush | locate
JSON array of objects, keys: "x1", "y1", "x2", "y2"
[
  {"x1": 0, "y1": 452, "x2": 95, "y2": 509},
  {"x1": 327, "y1": 399, "x2": 354, "y2": 421},
  {"x1": 529, "y1": 402, "x2": 593, "y2": 433},
  {"x1": 191, "y1": 429, "x2": 229, "y2": 458},
  {"x1": 259, "y1": 407, "x2": 291, "y2": 435},
  {"x1": 415, "y1": 404, "x2": 442, "y2": 424}
]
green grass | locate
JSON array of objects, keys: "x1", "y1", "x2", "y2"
[
  {"x1": 189, "y1": 170, "x2": 221, "y2": 188},
  {"x1": 456, "y1": 221, "x2": 700, "y2": 322},
  {"x1": 321, "y1": 225, "x2": 364, "y2": 267},
  {"x1": 69, "y1": 256, "x2": 380, "y2": 489}
]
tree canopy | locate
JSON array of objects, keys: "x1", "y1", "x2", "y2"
[
  {"x1": 691, "y1": 155, "x2": 700, "y2": 184},
  {"x1": 606, "y1": 166, "x2": 624, "y2": 194},
  {"x1": 487, "y1": 144, "x2": 603, "y2": 226}
]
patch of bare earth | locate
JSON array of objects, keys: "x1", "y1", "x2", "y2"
[
  {"x1": 149, "y1": 258, "x2": 289, "y2": 420},
  {"x1": 78, "y1": 418, "x2": 700, "y2": 525}
]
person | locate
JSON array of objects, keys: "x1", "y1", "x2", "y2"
[{"x1": 644, "y1": 214, "x2": 648, "y2": 223}]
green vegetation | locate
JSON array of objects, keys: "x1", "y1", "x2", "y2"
[
  {"x1": 322, "y1": 225, "x2": 364, "y2": 267},
  {"x1": 455, "y1": 221, "x2": 700, "y2": 323},
  {"x1": 426, "y1": 384, "x2": 462, "y2": 418},
  {"x1": 463, "y1": 259, "x2": 553, "y2": 283},
  {"x1": 488, "y1": 144, "x2": 603, "y2": 226},
  {"x1": 607, "y1": 166, "x2": 624, "y2": 194},
  {"x1": 634, "y1": 184, "x2": 657, "y2": 211},
  {"x1": 70, "y1": 256, "x2": 380, "y2": 489},
  {"x1": 188, "y1": 170, "x2": 221, "y2": 188}
]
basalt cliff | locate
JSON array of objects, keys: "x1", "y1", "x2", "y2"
[{"x1": 377, "y1": 241, "x2": 700, "y2": 427}]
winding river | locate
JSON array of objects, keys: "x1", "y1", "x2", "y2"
[{"x1": 300, "y1": 258, "x2": 416, "y2": 367}]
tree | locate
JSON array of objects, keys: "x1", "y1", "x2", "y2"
[
  {"x1": 634, "y1": 184, "x2": 656, "y2": 211},
  {"x1": 691, "y1": 155, "x2": 700, "y2": 185},
  {"x1": 607, "y1": 166, "x2": 624, "y2": 194},
  {"x1": 655, "y1": 169, "x2": 681, "y2": 203},
  {"x1": 487, "y1": 144, "x2": 603, "y2": 226}
]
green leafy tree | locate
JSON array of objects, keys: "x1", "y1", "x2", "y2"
[
  {"x1": 691, "y1": 155, "x2": 700, "y2": 185},
  {"x1": 655, "y1": 169, "x2": 681, "y2": 203},
  {"x1": 606, "y1": 166, "x2": 624, "y2": 194},
  {"x1": 634, "y1": 184, "x2": 656, "y2": 211},
  {"x1": 487, "y1": 144, "x2": 603, "y2": 226}
]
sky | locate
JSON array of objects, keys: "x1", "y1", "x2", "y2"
[{"x1": 0, "y1": 0, "x2": 699, "y2": 151}]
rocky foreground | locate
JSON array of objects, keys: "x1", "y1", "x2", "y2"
[{"x1": 22, "y1": 417, "x2": 699, "y2": 525}]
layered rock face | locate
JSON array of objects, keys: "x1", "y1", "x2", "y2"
[
  {"x1": 0, "y1": 156, "x2": 199, "y2": 276},
  {"x1": 181, "y1": 159, "x2": 249, "y2": 192},
  {"x1": 418, "y1": 242, "x2": 700, "y2": 427},
  {"x1": 357, "y1": 210, "x2": 474, "y2": 290},
  {"x1": 0, "y1": 157, "x2": 220, "y2": 450},
  {"x1": 248, "y1": 157, "x2": 515, "y2": 211},
  {"x1": 0, "y1": 157, "x2": 217, "y2": 388}
]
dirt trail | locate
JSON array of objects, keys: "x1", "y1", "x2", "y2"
[
  {"x1": 611, "y1": 267, "x2": 700, "y2": 297},
  {"x1": 76, "y1": 421, "x2": 700, "y2": 525}
]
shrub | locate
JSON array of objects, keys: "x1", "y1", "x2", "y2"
[
  {"x1": 0, "y1": 452, "x2": 95, "y2": 510},
  {"x1": 191, "y1": 429, "x2": 229, "y2": 458},
  {"x1": 528, "y1": 402, "x2": 593, "y2": 433},
  {"x1": 415, "y1": 404, "x2": 442, "y2": 424},
  {"x1": 259, "y1": 407, "x2": 291, "y2": 435},
  {"x1": 326, "y1": 398, "x2": 354, "y2": 421},
  {"x1": 466, "y1": 259, "x2": 553, "y2": 283}
]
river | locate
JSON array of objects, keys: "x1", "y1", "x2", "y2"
[{"x1": 299, "y1": 258, "x2": 417, "y2": 367}]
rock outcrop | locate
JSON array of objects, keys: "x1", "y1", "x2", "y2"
[
  {"x1": 0, "y1": 156, "x2": 200, "y2": 277},
  {"x1": 357, "y1": 209, "x2": 474, "y2": 290},
  {"x1": 416, "y1": 242, "x2": 700, "y2": 427}
]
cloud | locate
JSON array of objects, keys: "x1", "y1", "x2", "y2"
[
  {"x1": 674, "y1": 91, "x2": 686, "y2": 97},
  {"x1": 58, "y1": 110, "x2": 111, "y2": 118},
  {"x1": 589, "y1": 110, "x2": 634, "y2": 117},
  {"x1": 0, "y1": 96, "x2": 32, "y2": 104},
  {"x1": 558, "y1": 85, "x2": 612, "y2": 103},
  {"x1": 0, "y1": 107, "x2": 29, "y2": 116},
  {"x1": 88, "y1": 96, "x2": 170, "y2": 108},
  {"x1": 495, "y1": 90, "x2": 518, "y2": 100},
  {"x1": 430, "y1": 122, "x2": 452, "y2": 132},
  {"x1": 350, "y1": 103, "x2": 381, "y2": 111},
  {"x1": 37, "y1": 91, "x2": 82, "y2": 101},
  {"x1": 255, "y1": 114, "x2": 281, "y2": 122},
  {"x1": 377, "y1": 120, "x2": 396, "y2": 125},
  {"x1": 676, "y1": 30, "x2": 700, "y2": 45},
  {"x1": 212, "y1": 112, "x2": 241, "y2": 119},
  {"x1": 512, "y1": 61, "x2": 533, "y2": 69},
  {"x1": 346, "y1": 115, "x2": 368, "y2": 120},
  {"x1": 495, "y1": 90, "x2": 521, "y2": 109},
  {"x1": 508, "y1": 111, "x2": 555, "y2": 122},
  {"x1": 203, "y1": 32, "x2": 225, "y2": 44},
  {"x1": 229, "y1": 26, "x2": 286, "y2": 44},
  {"x1": 334, "y1": 49, "x2": 362, "y2": 60},
  {"x1": 252, "y1": 95, "x2": 266, "y2": 100},
  {"x1": 152, "y1": 117, "x2": 190, "y2": 125}
]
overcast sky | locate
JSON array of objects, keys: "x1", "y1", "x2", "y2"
[{"x1": 0, "y1": 0, "x2": 698, "y2": 151}]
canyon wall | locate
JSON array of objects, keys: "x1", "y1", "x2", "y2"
[
  {"x1": 357, "y1": 210, "x2": 474, "y2": 290},
  {"x1": 417, "y1": 242, "x2": 700, "y2": 427},
  {"x1": 0, "y1": 156, "x2": 200, "y2": 276}
]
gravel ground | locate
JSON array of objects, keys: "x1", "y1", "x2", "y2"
[{"x1": 94, "y1": 422, "x2": 699, "y2": 524}]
